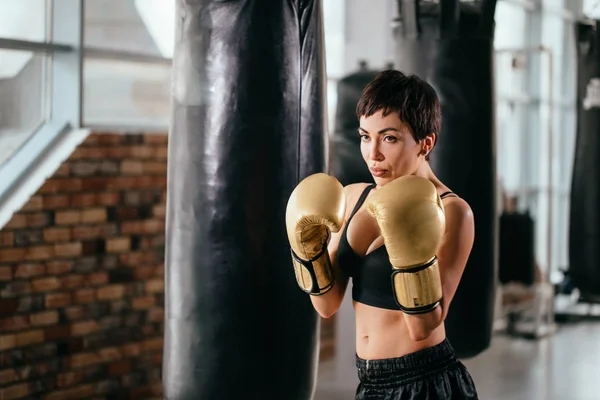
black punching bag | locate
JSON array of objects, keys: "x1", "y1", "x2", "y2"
[
  {"x1": 569, "y1": 20, "x2": 600, "y2": 297},
  {"x1": 330, "y1": 65, "x2": 378, "y2": 186},
  {"x1": 163, "y1": 1, "x2": 327, "y2": 399},
  {"x1": 393, "y1": 0, "x2": 498, "y2": 358}
]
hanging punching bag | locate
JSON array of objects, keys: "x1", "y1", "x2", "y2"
[
  {"x1": 393, "y1": 0, "x2": 498, "y2": 358},
  {"x1": 569, "y1": 20, "x2": 600, "y2": 297},
  {"x1": 163, "y1": 1, "x2": 327, "y2": 399},
  {"x1": 330, "y1": 64, "x2": 378, "y2": 186}
]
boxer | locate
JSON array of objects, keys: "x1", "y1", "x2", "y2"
[{"x1": 286, "y1": 70, "x2": 478, "y2": 399}]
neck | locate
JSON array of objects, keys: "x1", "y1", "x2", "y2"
[{"x1": 415, "y1": 160, "x2": 433, "y2": 180}]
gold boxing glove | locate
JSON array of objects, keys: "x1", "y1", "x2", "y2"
[
  {"x1": 285, "y1": 173, "x2": 346, "y2": 295},
  {"x1": 366, "y1": 175, "x2": 446, "y2": 314}
]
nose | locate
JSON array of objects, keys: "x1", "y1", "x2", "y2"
[{"x1": 368, "y1": 141, "x2": 384, "y2": 161}]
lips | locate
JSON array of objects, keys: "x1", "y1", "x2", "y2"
[{"x1": 369, "y1": 167, "x2": 388, "y2": 177}]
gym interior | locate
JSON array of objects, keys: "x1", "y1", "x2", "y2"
[{"x1": 0, "y1": 1, "x2": 599, "y2": 399}]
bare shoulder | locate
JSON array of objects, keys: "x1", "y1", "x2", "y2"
[{"x1": 442, "y1": 196, "x2": 475, "y2": 239}]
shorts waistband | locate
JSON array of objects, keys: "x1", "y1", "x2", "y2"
[{"x1": 355, "y1": 339, "x2": 458, "y2": 386}]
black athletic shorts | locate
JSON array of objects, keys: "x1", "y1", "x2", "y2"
[{"x1": 355, "y1": 339, "x2": 479, "y2": 399}]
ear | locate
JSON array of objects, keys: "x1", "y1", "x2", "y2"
[{"x1": 420, "y1": 133, "x2": 436, "y2": 156}]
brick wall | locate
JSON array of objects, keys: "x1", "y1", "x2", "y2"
[{"x1": 0, "y1": 132, "x2": 335, "y2": 399}]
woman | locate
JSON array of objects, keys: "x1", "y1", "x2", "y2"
[{"x1": 298, "y1": 70, "x2": 478, "y2": 399}]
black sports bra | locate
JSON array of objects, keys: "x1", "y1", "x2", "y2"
[{"x1": 337, "y1": 184, "x2": 456, "y2": 311}]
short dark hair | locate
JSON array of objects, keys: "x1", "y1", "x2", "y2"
[{"x1": 356, "y1": 70, "x2": 441, "y2": 159}]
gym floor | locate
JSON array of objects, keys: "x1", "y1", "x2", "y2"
[{"x1": 314, "y1": 299, "x2": 600, "y2": 400}]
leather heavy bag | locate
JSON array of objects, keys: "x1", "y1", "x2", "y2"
[
  {"x1": 393, "y1": 0, "x2": 498, "y2": 358},
  {"x1": 330, "y1": 68, "x2": 378, "y2": 186},
  {"x1": 163, "y1": 1, "x2": 327, "y2": 399},
  {"x1": 499, "y1": 211, "x2": 536, "y2": 286},
  {"x1": 569, "y1": 20, "x2": 600, "y2": 297}
]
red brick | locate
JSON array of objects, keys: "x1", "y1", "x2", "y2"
[
  {"x1": 71, "y1": 146, "x2": 108, "y2": 159},
  {"x1": 45, "y1": 325, "x2": 71, "y2": 341},
  {"x1": 148, "y1": 308, "x2": 164, "y2": 323},
  {"x1": 121, "y1": 220, "x2": 164, "y2": 235},
  {"x1": 97, "y1": 285, "x2": 125, "y2": 301},
  {"x1": 71, "y1": 320, "x2": 99, "y2": 336},
  {"x1": 54, "y1": 242, "x2": 82, "y2": 258},
  {"x1": 55, "y1": 163, "x2": 71, "y2": 177},
  {"x1": 45, "y1": 292, "x2": 71, "y2": 308},
  {"x1": 98, "y1": 347, "x2": 122, "y2": 362},
  {"x1": 81, "y1": 208, "x2": 107, "y2": 223},
  {"x1": 143, "y1": 338, "x2": 163, "y2": 352},
  {"x1": 80, "y1": 177, "x2": 109, "y2": 191},
  {"x1": 153, "y1": 204, "x2": 166, "y2": 218},
  {"x1": 16, "y1": 330, "x2": 44, "y2": 347},
  {"x1": 145, "y1": 279, "x2": 164, "y2": 294},
  {"x1": 132, "y1": 296, "x2": 155, "y2": 310},
  {"x1": 88, "y1": 134, "x2": 123, "y2": 146},
  {"x1": 0, "y1": 335, "x2": 16, "y2": 350},
  {"x1": 155, "y1": 146, "x2": 168, "y2": 159},
  {"x1": 32, "y1": 277, "x2": 61, "y2": 292},
  {"x1": 145, "y1": 134, "x2": 168, "y2": 144},
  {"x1": 39, "y1": 178, "x2": 82, "y2": 194},
  {"x1": 97, "y1": 192, "x2": 121, "y2": 206},
  {"x1": 0, "y1": 368, "x2": 15, "y2": 385},
  {"x1": 0, "y1": 281, "x2": 31, "y2": 297},
  {"x1": 14, "y1": 263, "x2": 45, "y2": 278},
  {"x1": 0, "y1": 316, "x2": 29, "y2": 332},
  {"x1": 109, "y1": 359, "x2": 131, "y2": 375},
  {"x1": 0, "y1": 232, "x2": 14, "y2": 247},
  {"x1": 46, "y1": 261, "x2": 72, "y2": 275},
  {"x1": 107, "y1": 177, "x2": 137, "y2": 190},
  {"x1": 64, "y1": 306, "x2": 84, "y2": 322},
  {"x1": 56, "y1": 371, "x2": 83, "y2": 388},
  {"x1": 86, "y1": 272, "x2": 108, "y2": 286},
  {"x1": 43, "y1": 383, "x2": 96, "y2": 400},
  {"x1": 121, "y1": 343, "x2": 142, "y2": 357},
  {"x1": 106, "y1": 237, "x2": 130, "y2": 253},
  {"x1": 13, "y1": 230, "x2": 43, "y2": 246},
  {"x1": 0, "y1": 266, "x2": 12, "y2": 280},
  {"x1": 143, "y1": 161, "x2": 167, "y2": 174},
  {"x1": 130, "y1": 146, "x2": 154, "y2": 159},
  {"x1": 117, "y1": 207, "x2": 138, "y2": 220},
  {"x1": 21, "y1": 196, "x2": 43, "y2": 211},
  {"x1": 133, "y1": 266, "x2": 155, "y2": 280},
  {"x1": 154, "y1": 264, "x2": 164, "y2": 277},
  {"x1": 70, "y1": 194, "x2": 98, "y2": 207},
  {"x1": 74, "y1": 288, "x2": 95, "y2": 304},
  {"x1": 106, "y1": 146, "x2": 131, "y2": 158},
  {"x1": 43, "y1": 195, "x2": 70, "y2": 209},
  {"x1": 0, "y1": 382, "x2": 30, "y2": 399},
  {"x1": 24, "y1": 246, "x2": 53, "y2": 261},
  {"x1": 42, "y1": 228, "x2": 69, "y2": 243},
  {"x1": 55, "y1": 210, "x2": 81, "y2": 225},
  {"x1": 70, "y1": 161, "x2": 99, "y2": 177},
  {"x1": 62, "y1": 275, "x2": 85, "y2": 289},
  {"x1": 0, "y1": 248, "x2": 24, "y2": 263},
  {"x1": 121, "y1": 160, "x2": 143, "y2": 175},
  {"x1": 29, "y1": 311, "x2": 58, "y2": 327},
  {"x1": 4, "y1": 214, "x2": 26, "y2": 229}
]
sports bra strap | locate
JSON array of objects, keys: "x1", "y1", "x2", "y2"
[
  {"x1": 348, "y1": 184, "x2": 376, "y2": 220},
  {"x1": 440, "y1": 191, "x2": 456, "y2": 199}
]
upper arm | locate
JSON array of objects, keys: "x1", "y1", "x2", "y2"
[{"x1": 437, "y1": 198, "x2": 475, "y2": 320}]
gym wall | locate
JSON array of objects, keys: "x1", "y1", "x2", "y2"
[{"x1": 0, "y1": 132, "x2": 336, "y2": 399}]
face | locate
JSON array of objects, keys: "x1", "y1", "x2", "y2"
[{"x1": 358, "y1": 110, "x2": 434, "y2": 186}]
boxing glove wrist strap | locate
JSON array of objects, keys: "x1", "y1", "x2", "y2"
[
  {"x1": 290, "y1": 247, "x2": 335, "y2": 296},
  {"x1": 391, "y1": 256, "x2": 443, "y2": 315}
]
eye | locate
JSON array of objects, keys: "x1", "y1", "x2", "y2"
[
  {"x1": 383, "y1": 135, "x2": 397, "y2": 143},
  {"x1": 359, "y1": 134, "x2": 370, "y2": 141}
]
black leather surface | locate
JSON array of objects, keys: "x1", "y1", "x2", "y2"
[
  {"x1": 393, "y1": 0, "x2": 498, "y2": 359},
  {"x1": 330, "y1": 69, "x2": 378, "y2": 186},
  {"x1": 570, "y1": 20, "x2": 600, "y2": 297},
  {"x1": 163, "y1": 1, "x2": 327, "y2": 398}
]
